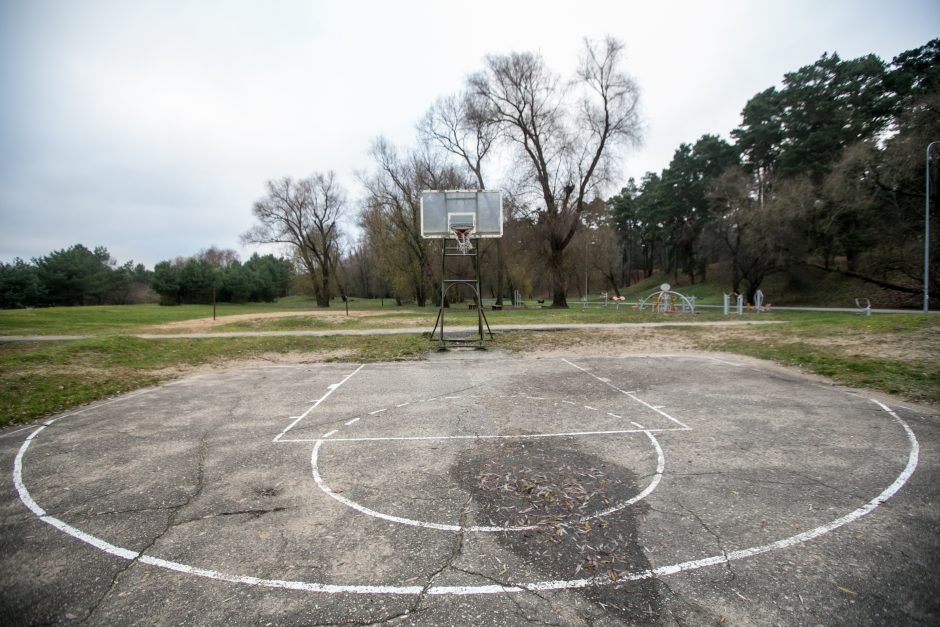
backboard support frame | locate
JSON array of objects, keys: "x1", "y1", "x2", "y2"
[{"x1": 422, "y1": 190, "x2": 502, "y2": 349}]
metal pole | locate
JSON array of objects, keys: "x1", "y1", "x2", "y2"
[
  {"x1": 583, "y1": 241, "x2": 588, "y2": 301},
  {"x1": 926, "y1": 141, "x2": 939, "y2": 313}
]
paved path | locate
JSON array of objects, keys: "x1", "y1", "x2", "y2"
[
  {"x1": 0, "y1": 320, "x2": 786, "y2": 343},
  {"x1": 2, "y1": 354, "x2": 937, "y2": 625}
]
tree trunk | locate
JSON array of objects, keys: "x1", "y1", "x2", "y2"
[
  {"x1": 604, "y1": 270, "x2": 621, "y2": 296},
  {"x1": 314, "y1": 265, "x2": 330, "y2": 307},
  {"x1": 731, "y1": 255, "x2": 741, "y2": 294},
  {"x1": 744, "y1": 282, "x2": 761, "y2": 306},
  {"x1": 548, "y1": 247, "x2": 568, "y2": 308},
  {"x1": 494, "y1": 238, "x2": 506, "y2": 306}
]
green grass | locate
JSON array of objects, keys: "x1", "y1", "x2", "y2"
[
  {"x1": 702, "y1": 339, "x2": 939, "y2": 403},
  {"x1": 0, "y1": 333, "x2": 430, "y2": 425},
  {"x1": 689, "y1": 312, "x2": 940, "y2": 404},
  {"x1": 1, "y1": 304, "x2": 936, "y2": 429},
  {"x1": 0, "y1": 296, "x2": 319, "y2": 336},
  {"x1": 0, "y1": 298, "x2": 755, "y2": 336}
]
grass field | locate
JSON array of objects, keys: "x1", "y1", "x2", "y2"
[{"x1": 1, "y1": 298, "x2": 937, "y2": 427}]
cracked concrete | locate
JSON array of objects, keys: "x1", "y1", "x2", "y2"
[{"x1": 1, "y1": 356, "x2": 938, "y2": 625}]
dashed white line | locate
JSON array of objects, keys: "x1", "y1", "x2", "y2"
[
  {"x1": 307, "y1": 427, "x2": 686, "y2": 443},
  {"x1": 273, "y1": 365, "x2": 365, "y2": 442},
  {"x1": 562, "y1": 359, "x2": 690, "y2": 430}
]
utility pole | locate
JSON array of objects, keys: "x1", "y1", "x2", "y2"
[{"x1": 927, "y1": 141, "x2": 939, "y2": 312}]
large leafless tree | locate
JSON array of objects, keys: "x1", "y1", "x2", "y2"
[
  {"x1": 468, "y1": 37, "x2": 641, "y2": 307},
  {"x1": 418, "y1": 91, "x2": 512, "y2": 304},
  {"x1": 243, "y1": 172, "x2": 345, "y2": 307},
  {"x1": 360, "y1": 138, "x2": 469, "y2": 306}
]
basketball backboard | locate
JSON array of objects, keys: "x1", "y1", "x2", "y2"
[{"x1": 420, "y1": 190, "x2": 503, "y2": 239}]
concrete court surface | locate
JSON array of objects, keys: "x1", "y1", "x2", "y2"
[{"x1": 1, "y1": 352, "x2": 937, "y2": 626}]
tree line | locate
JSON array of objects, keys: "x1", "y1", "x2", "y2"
[
  {"x1": 255, "y1": 37, "x2": 937, "y2": 309},
  {"x1": 4, "y1": 38, "x2": 936, "y2": 310},
  {"x1": 247, "y1": 37, "x2": 641, "y2": 309},
  {"x1": 0, "y1": 244, "x2": 293, "y2": 308},
  {"x1": 0, "y1": 244, "x2": 151, "y2": 308},
  {"x1": 607, "y1": 39, "x2": 939, "y2": 304},
  {"x1": 150, "y1": 248, "x2": 292, "y2": 305}
]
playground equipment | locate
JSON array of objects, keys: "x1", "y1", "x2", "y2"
[
  {"x1": 638, "y1": 283, "x2": 696, "y2": 314},
  {"x1": 723, "y1": 292, "x2": 744, "y2": 315},
  {"x1": 723, "y1": 289, "x2": 771, "y2": 315},
  {"x1": 855, "y1": 298, "x2": 872, "y2": 316},
  {"x1": 579, "y1": 292, "x2": 631, "y2": 309}
]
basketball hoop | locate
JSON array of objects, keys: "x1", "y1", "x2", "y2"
[{"x1": 451, "y1": 225, "x2": 474, "y2": 254}]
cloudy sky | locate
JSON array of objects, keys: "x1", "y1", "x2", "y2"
[{"x1": 1, "y1": 0, "x2": 937, "y2": 268}]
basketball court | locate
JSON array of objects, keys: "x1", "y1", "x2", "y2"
[
  {"x1": 3, "y1": 352, "x2": 938, "y2": 625},
  {"x1": 2, "y1": 192, "x2": 937, "y2": 624}
]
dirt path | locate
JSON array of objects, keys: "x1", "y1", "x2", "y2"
[{"x1": 148, "y1": 309, "x2": 404, "y2": 332}]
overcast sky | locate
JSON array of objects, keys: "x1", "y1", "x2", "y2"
[{"x1": 1, "y1": 0, "x2": 937, "y2": 268}]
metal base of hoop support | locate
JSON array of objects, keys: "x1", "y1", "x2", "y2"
[{"x1": 429, "y1": 237, "x2": 494, "y2": 349}]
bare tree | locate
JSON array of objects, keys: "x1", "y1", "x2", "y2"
[
  {"x1": 418, "y1": 91, "x2": 513, "y2": 305},
  {"x1": 242, "y1": 172, "x2": 345, "y2": 307},
  {"x1": 360, "y1": 137, "x2": 470, "y2": 306},
  {"x1": 419, "y1": 91, "x2": 498, "y2": 190},
  {"x1": 469, "y1": 37, "x2": 641, "y2": 307}
]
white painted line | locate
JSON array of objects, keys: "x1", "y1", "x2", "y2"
[
  {"x1": 273, "y1": 365, "x2": 365, "y2": 442},
  {"x1": 368, "y1": 409, "x2": 387, "y2": 416},
  {"x1": 14, "y1": 426, "x2": 139, "y2": 561},
  {"x1": 630, "y1": 421, "x2": 647, "y2": 429},
  {"x1": 562, "y1": 359, "x2": 691, "y2": 430},
  {"x1": 583, "y1": 406, "x2": 598, "y2": 411},
  {"x1": 11, "y1": 398, "x2": 920, "y2": 596},
  {"x1": 561, "y1": 400, "x2": 576, "y2": 405},
  {"x1": 311, "y1": 429, "x2": 664, "y2": 532},
  {"x1": 396, "y1": 402, "x2": 410, "y2": 408},
  {"x1": 344, "y1": 417, "x2": 361, "y2": 426},
  {"x1": 587, "y1": 430, "x2": 664, "y2": 519},
  {"x1": 321, "y1": 430, "x2": 337, "y2": 439},
  {"x1": 13, "y1": 426, "x2": 49, "y2": 516},
  {"x1": 607, "y1": 413, "x2": 622, "y2": 419}
]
